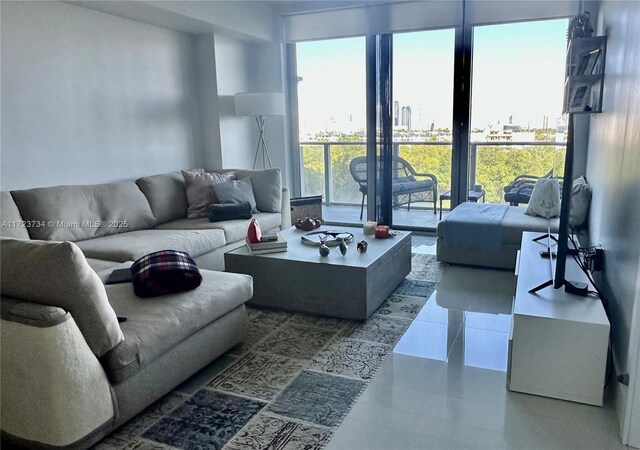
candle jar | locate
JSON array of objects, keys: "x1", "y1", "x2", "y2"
[
  {"x1": 363, "y1": 221, "x2": 377, "y2": 235},
  {"x1": 375, "y1": 225, "x2": 390, "y2": 239}
]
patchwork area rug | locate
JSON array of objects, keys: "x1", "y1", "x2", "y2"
[{"x1": 94, "y1": 254, "x2": 448, "y2": 450}]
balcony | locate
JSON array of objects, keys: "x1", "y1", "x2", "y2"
[{"x1": 300, "y1": 140, "x2": 566, "y2": 229}]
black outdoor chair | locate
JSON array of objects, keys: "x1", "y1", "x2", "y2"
[
  {"x1": 503, "y1": 170, "x2": 562, "y2": 206},
  {"x1": 349, "y1": 156, "x2": 438, "y2": 220}
]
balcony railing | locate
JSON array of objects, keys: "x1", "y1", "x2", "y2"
[{"x1": 299, "y1": 140, "x2": 566, "y2": 208}]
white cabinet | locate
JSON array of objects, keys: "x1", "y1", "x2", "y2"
[{"x1": 507, "y1": 232, "x2": 610, "y2": 406}]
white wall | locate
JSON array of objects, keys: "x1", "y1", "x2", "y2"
[
  {"x1": 0, "y1": 1, "x2": 203, "y2": 190},
  {"x1": 250, "y1": 42, "x2": 290, "y2": 187},
  {"x1": 214, "y1": 34, "x2": 261, "y2": 170},
  {"x1": 585, "y1": 0, "x2": 640, "y2": 444},
  {"x1": 195, "y1": 34, "x2": 223, "y2": 170}
]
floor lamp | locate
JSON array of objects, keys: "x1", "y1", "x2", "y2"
[{"x1": 234, "y1": 92, "x2": 285, "y2": 169}]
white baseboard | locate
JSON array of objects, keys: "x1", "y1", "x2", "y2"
[
  {"x1": 612, "y1": 346, "x2": 640, "y2": 449},
  {"x1": 611, "y1": 356, "x2": 629, "y2": 442}
]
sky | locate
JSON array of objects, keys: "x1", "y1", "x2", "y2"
[{"x1": 296, "y1": 18, "x2": 568, "y2": 135}]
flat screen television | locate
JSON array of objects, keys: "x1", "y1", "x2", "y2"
[{"x1": 529, "y1": 114, "x2": 589, "y2": 296}]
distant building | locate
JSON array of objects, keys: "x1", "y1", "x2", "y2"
[
  {"x1": 401, "y1": 106, "x2": 412, "y2": 130},
  {"x1": 486, "y1": 125, "x2": 513, "y2": 142},
  {"x1": 556, "y1": 115, "x2": 568, "y2": 142},
  {"x1": 486, "y1": 130, "x2": 513, "y2": 142},
  {"x1": 394, "y1": 101, "x2": 400, "y2": 126}
]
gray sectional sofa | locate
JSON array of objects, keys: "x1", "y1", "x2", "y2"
[{"x1": 0, "y1": 169, "x2": 291, "y2": 449}]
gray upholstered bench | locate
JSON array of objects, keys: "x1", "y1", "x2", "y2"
[{"x1": 436, "y1": 202, "x2": 559, "y2": 269}]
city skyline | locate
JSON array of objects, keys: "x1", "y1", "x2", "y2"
[{"x1": 297, "y1": 19, "x2": 568, "y2": 137}]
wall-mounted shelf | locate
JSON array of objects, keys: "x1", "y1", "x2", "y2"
[{"x1": 563, "y1": 36, "x2": 607, "y2": 114}]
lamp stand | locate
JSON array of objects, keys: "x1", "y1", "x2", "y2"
[{"x1": 253, "y1": 115, "x2": 273, "y2": 169}]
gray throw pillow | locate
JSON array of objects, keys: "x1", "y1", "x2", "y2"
[
  {"x1": 212, "y1": 178, "x2": 257, "y2": 213},
  {"x1": 235, "y1": 169, "x2": 282, "y2": 213},
  {"x1": 569, "y1": 175, "x2": 592, "y2": 228},
  {"x1": 0, "y1": 238, "x2": 124, "y2": 357},
  {"x1": 182, "y1": 169, "x2": 236, "y2": 219}
]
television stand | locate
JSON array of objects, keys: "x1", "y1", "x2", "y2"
[
  {"x1": 527, "y1": 232, "x2": 587, "y2": 294},
  {"x1": 532, "y1": 233, "x2": 558, "y2": 244},
  {"x1": 508, "y1": 232, "x2": 609, "y2": 406}
]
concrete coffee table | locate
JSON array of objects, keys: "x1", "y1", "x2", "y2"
[{"x1": 225, "y1": 226, "x2": 411, "y2": 320}]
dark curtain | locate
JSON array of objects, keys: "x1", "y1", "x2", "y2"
[{"x1": 366, "y1": 34, "x2": 393, "y2": 225}]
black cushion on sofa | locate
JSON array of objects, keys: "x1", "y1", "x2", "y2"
[{"x1": 208, "y1": 202, "x2": 252, "y2": 222}]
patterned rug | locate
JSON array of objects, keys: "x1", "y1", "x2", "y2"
[{"x1": 94, "y1": 254, "x2": 448, "y2": 450}]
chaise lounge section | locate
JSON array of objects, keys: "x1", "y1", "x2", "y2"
[
  {"x1": 437, "y1": 202, "x2": 559, "y2": 269},
  {"x1": 0, "y1": 168, "x2": 290, "y2": 449}
]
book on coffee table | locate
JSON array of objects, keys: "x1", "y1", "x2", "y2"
[
  {"x1": 247, "y1": 245, "x2": 288, "y2": 255},
  {"x1": 246, "y1": 233, "x2": 287, "y2": 251}
]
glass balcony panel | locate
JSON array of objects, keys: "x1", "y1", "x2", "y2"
[
  {"x1": 397, "y1": 143, "x2": 453, "y2": 225},
  {"x1": 301, "y1": 141, "x2": 566, "y2": 227},
  {"x1": 300, "y1": 145, "x2": 325, "y2": 197},
  {"x1": 330, "y1": 144, "x2": 366, "y2": 204},
  {"x1": 472, "y1": 143, "x2": 566, "y2": 205}
]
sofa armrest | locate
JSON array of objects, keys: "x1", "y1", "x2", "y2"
[
  {"x1": 281, "y1": 186, "x2": 291, "y2": 229},
  {"x1": 1, "y1": 297, "x2": 116, "y2": 448}
]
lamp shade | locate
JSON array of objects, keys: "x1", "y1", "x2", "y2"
[{"x1": 234, "y1": 92, "x2": 285, "y2": 116}]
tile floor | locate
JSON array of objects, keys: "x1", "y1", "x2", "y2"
[{"x1": 326, "y1": 236, "x2": 627, "y2": 450}]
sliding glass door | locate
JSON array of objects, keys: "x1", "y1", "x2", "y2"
[
  {"x1": 295, "y1": 31, "x2": 455, "y2": 227},
  {"x1": 292, "y1": 18, "x2": 568, "y2": 229},
  {"x1": 468, "y1": 19, "x2": 568, "y2": 208},
  {"x1": 392, "y1": 29, "x2": 455, "y2": 227},
  {"x1": 296, "y1": 37, "x2": 366, "y2": 224}
]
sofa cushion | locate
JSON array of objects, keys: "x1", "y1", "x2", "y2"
[
  {"x1": 183, "y1": 170, "x2": 237, "y2": 219},
  {"x1": 156, "y1": 212, "x2": 282, "y2": 244},
  {"x1": 234, "y1": 169, "x2": 282, "y2": 213},
  {"x1": 11, "y1": 181, "x2": 156, "y2": 242},
  {"x1": 501, "y1": 206, "x2": 560, "y2": 245},
  {"x1": 0, "y1": 191, "x2": 31, "y2": 240},
  {"x1": 136, "y1": 172, "x2": 189, "y2": 225},
  {"x1": 212, "y1": 178, "x2": 257, "y2": 213},
  {"x1": 0, "y1": 239, "x2": 124, "y2": 357},
  {"x1": 75, "y1": 229, "x2": 226, "y2": 262},
  {"x1": 101, "y1": 270, "x2": 252, "y2": 383}
]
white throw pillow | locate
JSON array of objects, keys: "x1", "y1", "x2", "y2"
[
  {"x1": 525, "y1": 178, "x2": 561, "y2": 219},
  {"x1": 569, "y1": 175, "x2": 592, "y2": 228}
]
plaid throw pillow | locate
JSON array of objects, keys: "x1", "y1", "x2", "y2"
[{"x1": 131, "y1": 250, "x2": 202, "y2": 298}]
